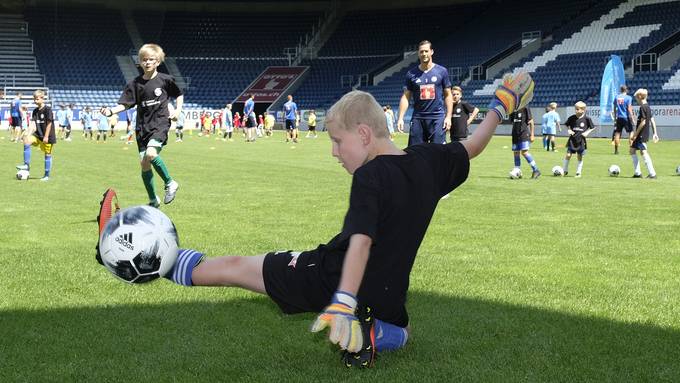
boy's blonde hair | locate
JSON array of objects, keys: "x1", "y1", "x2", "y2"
[
  {"x1": 452, "y1": 86, "x2": 462, "y2": 94},
  {"x1": 574, "y1": 101, "x2": 586, "y2": 109},
  {"x1": 326, "y1": 90, "x2": 388, "y2": 138},
  {"x1": 138, "y1": 43, "x2": 166, "y2": 63},
  {"x1": 548, "y1": 102, "x2": 557, "y2": 110},
  {"x1": 634, "y1": 88, "x2": 648, "y2": 99},
  {"x1": 33, "y1": 89, "x2": 45, "y2": 98}
]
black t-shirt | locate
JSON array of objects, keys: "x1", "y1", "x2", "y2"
[
  {"x1": 510, "y1": 107, "x2": 532, "y2": 144},
  {"x1": 451, "y1": 101, "x2": 476, "y2": 139},
  {"x1": 315, "y1": 142, "x2": 470, "y2": 317},
  {"x1": 32, "y1": 105, "x2": 55, "y2": 144},
  {"x1": 118, "y1": 72, "x2": 182, "y2": 133},
  {"x1": 565, "y1": 114, "x2": 594, "y2": 151},
  {"x1": 636, "y1": 104, "x2": 652, "y2": 142}
]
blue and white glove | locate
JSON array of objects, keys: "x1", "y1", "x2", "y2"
[
  {"x1": 488, "y1": 72, "x2": 535, "y2": 120},
  {"x1": 311, "y1": 291, "x2": 363, "y2": 353}
]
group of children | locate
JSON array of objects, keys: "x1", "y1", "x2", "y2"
[{"x1": 509, "y1": 85, "x2": 659, "y2": 179}]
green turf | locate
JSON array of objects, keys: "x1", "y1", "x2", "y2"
[{"x1": 1, "y1": 131, "x2": 679, "y2": 382}]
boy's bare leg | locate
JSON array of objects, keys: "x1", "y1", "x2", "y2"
[{"x1": 192, "y1": 254, "x2": 266, "y2": 294}]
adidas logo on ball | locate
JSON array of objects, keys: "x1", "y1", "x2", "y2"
[{"x1": 115, "y1": 233, "x2": 135, "y2": 250}]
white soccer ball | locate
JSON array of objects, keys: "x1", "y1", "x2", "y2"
[
  {"x1": 508, "y1": 168, "x2": 523, "y2": 179},
  {"x1": 552, "y1": 166, "x2": 564, "y2": 176},
  {"x1": 16, "y1": 169, "x2": 30, "y2": 180},
  {"x1": 99, "y1": 205, "x2": 179, "y2": 283},
  {"x1": 608, "y1": 164, "x2": 621, "y2": 177},
  {"x1": 676, "y1": 165, "x2": 680, "y2": 175}
]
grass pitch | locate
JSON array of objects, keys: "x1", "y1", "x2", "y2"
[{"x1": 1, "y1": 130, "x2": 679, "y2": 382}]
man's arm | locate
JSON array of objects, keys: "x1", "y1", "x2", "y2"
[
  {"x1": 529, "y1": 118, "x2": 535, "y2": 142},
  {"x1": 443, "y1": 88, "x2": 453, "y2": 131},
  {"x1": 397, "y1": 90, "x2": 410, "y2": 132}
]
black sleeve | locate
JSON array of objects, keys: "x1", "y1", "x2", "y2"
[
  {"x1": 586, "y1": 117, "x2": 595, "y2": 130},
  {"x1": 166, "y1": 77, "x2": 182, "y2": 98},
  {"x1": 44, "y1": 107, "x2": 53, "y2": 122},
  {"x1": 439, "y1": 142, "x2": 470, "y2": 194},
  {"x1": 565, "y1": 116, "x2": 575, "y2": 129},
  {"x1": 342, "y1": 169, "x2": 380, "y2": 241},
  {"x1": 463, "y1": 102, "x2": 475, "y2": 114},
  {"x1": 118, "y1": 80, "x2": 137, "y2": 108},
  {"x1": 526, "y1": 108, "x2": 533, "y2": 121}
]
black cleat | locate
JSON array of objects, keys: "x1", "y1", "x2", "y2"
[
  {"x1": 531, "y1": 170, "x2": 541, "y2": 179},
  {"x1": 342, "y1": 305, "x2": 377, "y2": 368},
  {"x1": 632, "y1": 174, "x2": 642, "y2": 178},
  {"x1": 646, "y1": 174, "x2": 657, "y2": 179}
]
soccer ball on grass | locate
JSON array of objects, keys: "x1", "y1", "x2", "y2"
[
  {"x1": 551, "y1": 166, "x2": 564, "y2": 176},
  {"x1": 508, "y1": 168, "x2": 523, "y2": 179},
  {"x1": 608, "y1": 165, "x2": 620, "y2": 177},
  {"x1": 99, "y1": 205, "x2": 179, "y2": 283},
  {"x1": 16, "y1": 170, "x2": 30, "y2": 180}
]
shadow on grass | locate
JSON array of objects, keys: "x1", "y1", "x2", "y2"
[{"x1": 1, "y1": 292, "x2": 678, "y2": 382}]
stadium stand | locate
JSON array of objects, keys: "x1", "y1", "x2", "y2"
[{"x1": 9, "y1": 0, "x2": 680, "y2": 111}]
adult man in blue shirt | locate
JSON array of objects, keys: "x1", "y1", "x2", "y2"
[
  {"x1": 397, "y1": 40, "x2": 453, "y2": 146},
  {"x1": 243, "y1": 94, "x2": 257, "y2": 142},
  {"x1": 283, "y1": 94, "x2": 300, "y2": 143},
  {"x1": 611, "y1": 85, "x2": 634, "y2": 155}
]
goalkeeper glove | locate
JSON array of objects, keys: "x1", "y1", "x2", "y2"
[
  {"x1": 488, "y1": 72, "x2": 534, "y2": 120},
  {"x1": 311, "y1": 291, "x2": 363, "y2": 353}
]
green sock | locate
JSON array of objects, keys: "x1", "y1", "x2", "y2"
[
  {"x1": 141, "y1": 170, "x2": 156, "y2": 201},
  {"x1": 150, "y1": 156, "x2": 172, "y2": 185}
]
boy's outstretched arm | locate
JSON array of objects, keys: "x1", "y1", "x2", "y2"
[
  {"x1": 311, "y1": 233, "x2": 371, "y2": 353},
  {"x1": 462, "y1": 72, "x2": 534, "y2": 159}
]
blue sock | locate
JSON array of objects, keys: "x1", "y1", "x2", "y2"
[
  {"x1": 23, "y1": 144, "x2": 31, "y2": 168},
  {"x1": 164, "y1": 249, "x2": 204, "y2": 286},
  {"x1": 44, "y1": 155, "x2": 52, "y2": 177},
  {"x1": 524, "y1": 153, "x2": 538, "y2": 171},
  {"x1": 513, "y1": 153, "x2": 521, "y2": 168},
  {"x1": 543, "y1": 136, "x2": 548, "y2": 150},
  {"x1": 374, "y1": 319, "x2": 408, "y2": 352}
]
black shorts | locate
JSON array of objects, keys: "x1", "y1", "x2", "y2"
[
  {"x1": 135, "y1": 127, "x2": 169, "y2": 152},
  {"x1": 263, "y1": 250, "x2": 409, "y2": 327},
  {"x1": 10, "y1": 116, "x2": 22, "y2": 128},
  {"x1": 308, "y1": 125, "x2": 316, "y2": 131},
  {"x1": 263, "y1": 250, "x2": 335, "y2": 315},
  {"x1": 244, "y1": 115, "x2": 256, "y2": 128},
  {"x1": 285, "y1": 119, "x2": 295, "y2": 130},
  {"x1": 614, "y1": 117, "x2": 633, "y2": 133}
]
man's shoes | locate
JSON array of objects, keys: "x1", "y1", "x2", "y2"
[
  {"x1": 40, "y1": 176, "x2": 49, "y2": 182},
  {"x1": 646, "y1": 174, "x2": 657, "y2": 179},
  {"x1": 632, "y1": 174, "x2": 642, "y2": 178},
  {"x1": 531, "y1": 170, "x2": 541, "y2": 179},
  {"x1": 149, "y1": 196, "x2": 160, "y2": 208},
  {"x1": 575, "y1": 173, "x2": 582, "y2": 178},
  {"x1": 164, "y1": 180, "x2": 179, "y2": 204},
  {"x1": 342, "y1": 305, "x2": 376, "y2": 368},
  {"x1": 16, "y1": 164, "x2": 29, "y2": 171}
]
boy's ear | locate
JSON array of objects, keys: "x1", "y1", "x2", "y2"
[{"x1": 356, "y1": 123, "x2": 372, "y2": 145}]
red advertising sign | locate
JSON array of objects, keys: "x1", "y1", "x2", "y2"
[{"x1": 235, "y1": 66, "x2": 308, "y2": 103}]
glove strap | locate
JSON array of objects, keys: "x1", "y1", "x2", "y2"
[{"x1": 332, "y1": 291, "x2": 358, "y2": 310}]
